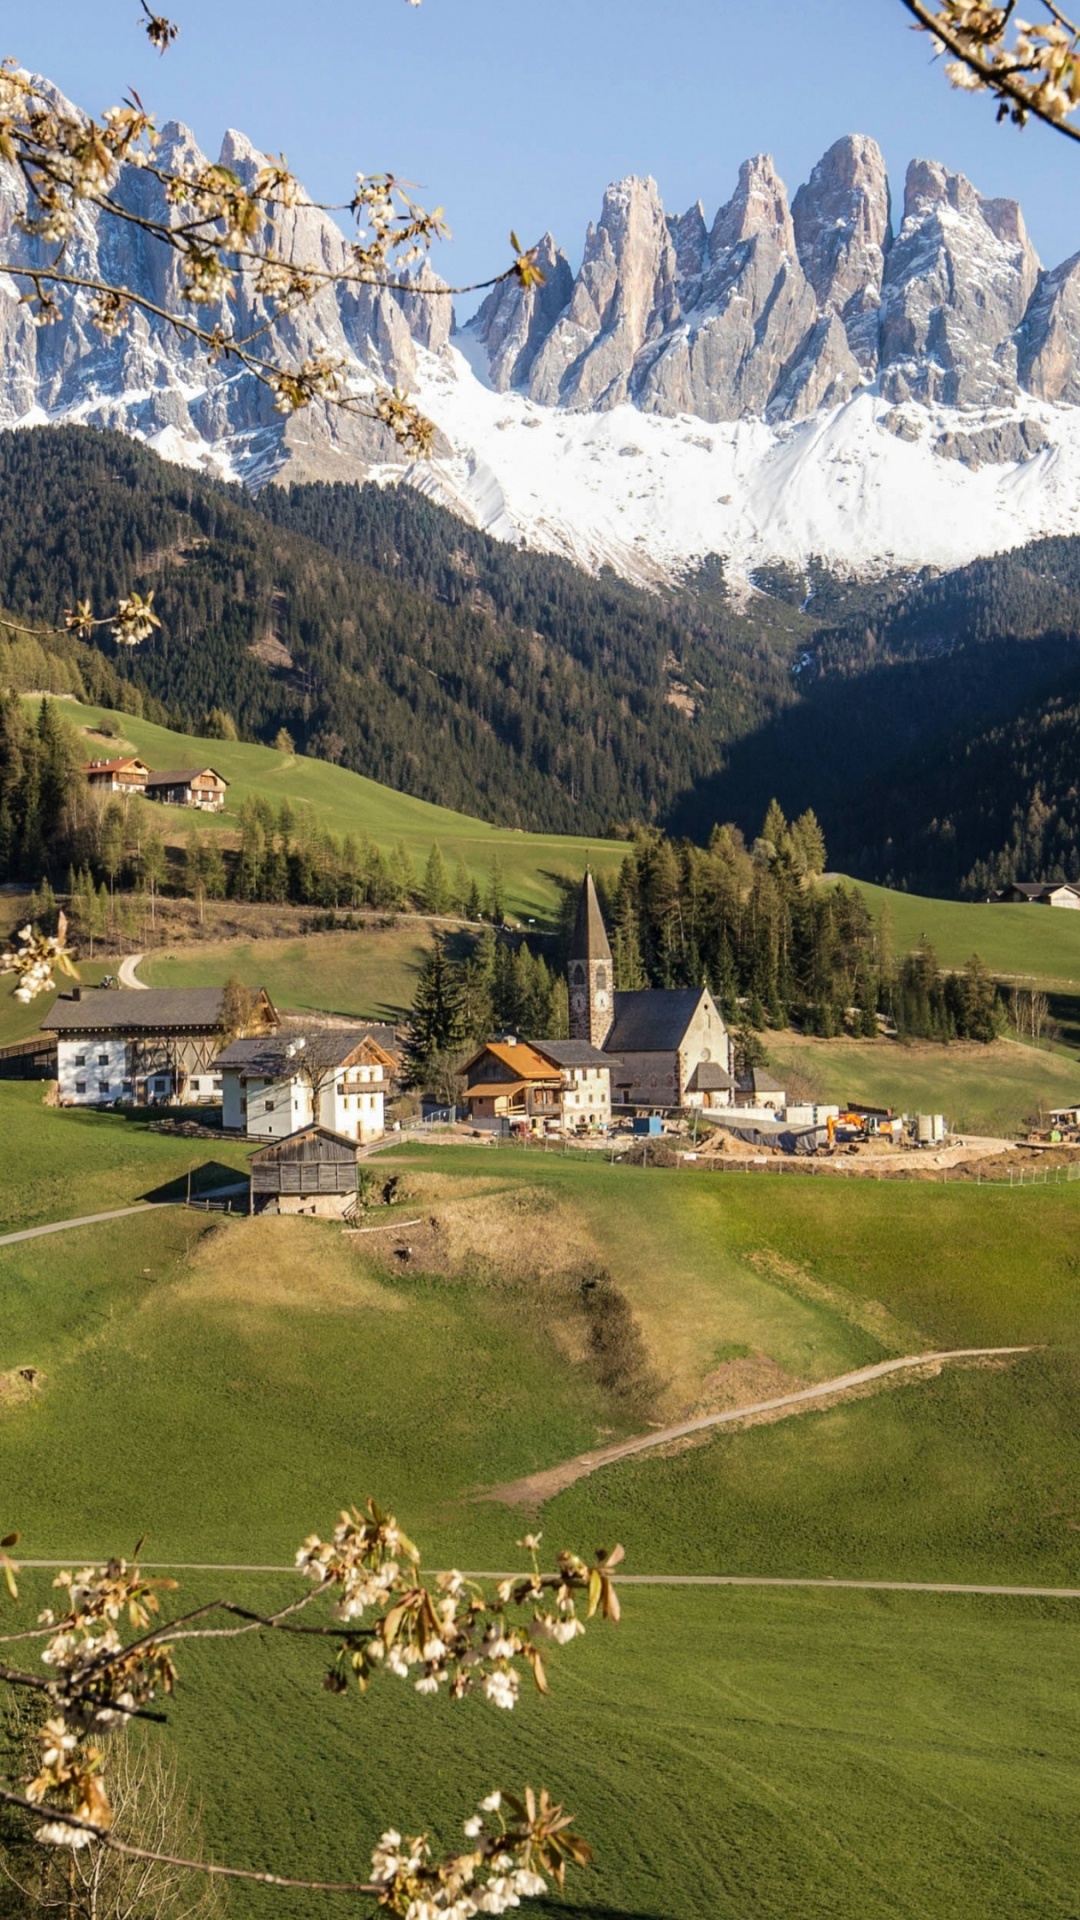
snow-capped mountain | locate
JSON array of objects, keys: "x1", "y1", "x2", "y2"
[{"x1": 5, "y1": 102, "x2": 1080, "y2": 585}]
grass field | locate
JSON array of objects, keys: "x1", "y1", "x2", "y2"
[
  {"x1": 0, "y1": 1083, "x2": 254, "y2": 1234},
  {"x1": 835, "y1": 874, "x2": 1080, "y2": 990},
  {"x1": 137, "y1": 922, "x2": 435, "y2": 1020},
  {"x1": 6, "y1": 1121, "x2": 1080, "y2": 1915},
  {"x1": 51, "y1": 701, "x2": 627, "y2": 921},
  {"x1": 765, "y1": 1030, "x2": 1080, "y2": 1135}
]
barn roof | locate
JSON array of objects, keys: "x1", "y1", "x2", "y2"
[
  {"x1": 84, "y1": 757, "x2": 148, "y2": 775},
  {"x1": 605, "y1": 989, "x2": 705, "y2": 1054},
  {"x1": 248, "y1": 1125, "x2": 360, "y2": 1163},
  {"x1": 43, "y1": 987, "x2": 226, "y2": 1034}
]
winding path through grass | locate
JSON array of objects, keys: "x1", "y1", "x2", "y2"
[{"x1": 480, "y1": 1347, "x2": 1036, "y2": 1504}]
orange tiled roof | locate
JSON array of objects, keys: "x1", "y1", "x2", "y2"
[{"x1": 465, "y1": 1041, "x2": 560, "y2": 1083}]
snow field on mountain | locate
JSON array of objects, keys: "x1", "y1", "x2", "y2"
[{"x1": 409, "y1": 346, "x2": 1080, "y2": 584}]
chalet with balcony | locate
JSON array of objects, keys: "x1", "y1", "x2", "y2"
[
  {"x1": 84, "y1": 756, "x2": 150, "y2": 795},
  {"x1": 144, "y1": 766, "x2": 228, "y2": 811}
]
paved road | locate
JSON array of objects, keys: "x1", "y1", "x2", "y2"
[
  {"x1": 482, "y1": 1346, "x2": 1035, "y2": 1504},
  {"x1": 15, "y1": 1561, "x2": 1080, "y2": 1600},
  {"x1": 117, "y1": 953, "x2": 147, "y2": 989},
  {"x1": 0, "y1": 1186, "x2": 250, "y2": 1247},
  {"x1": 0, "y1": 1203, "x2": 169, "y2": 1247}
]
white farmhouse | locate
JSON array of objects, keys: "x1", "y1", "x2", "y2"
[
  {"x1": 217, "y1": 1029, "x2": 394, "y2": 1143},
  {"x1": 41, "y1": 985, "x2": 275, "y2": 1106}
]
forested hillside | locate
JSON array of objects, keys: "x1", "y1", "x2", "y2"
[
  {"x1": 6, "y1": 426, "x2": 1080, "y2": 893},
  {"x1": 0, "y1": 428, "x2": 805, "y2": 837},
  {"x1": 678, "y1": 541, "x2": 1080, "y2": 892}
]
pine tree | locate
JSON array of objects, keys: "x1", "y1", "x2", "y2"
[
  {"x1": 453, "y1": 855, "x2": 473, "y2": 916},
  {"x1": 401, "y1": 939, "x2": 466, "y2": 1089},
  {"x1": 422, "y1": 842, "x2": 450, "y2": 916},
  {"x1": 202, "y1": 838, "x2": 227, "y2": 901},
  {"x1": 487, "y1": 855, "x2": 505, "y2": 926}
]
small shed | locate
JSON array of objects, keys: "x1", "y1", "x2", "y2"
[{"x1": 248, "y1": 1126, "x2": 360, "y2": 1213}]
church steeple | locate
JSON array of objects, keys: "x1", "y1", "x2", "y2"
[{"x1": 568, "y1": 871, "x2": 614, "y2": 1047}]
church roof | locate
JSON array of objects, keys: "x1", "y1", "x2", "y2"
[
  {"x1": 571, "y1": 872, "x2": 612, "y2": 964},
  {"x1": 605, "y1": 989, "x2": 705, "y2": 1053}
]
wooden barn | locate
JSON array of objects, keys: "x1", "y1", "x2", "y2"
[{"x1": 248, "y1": 1126, "x2": 361, "y2": 1214}]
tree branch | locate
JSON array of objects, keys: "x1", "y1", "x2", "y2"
[{"x1": 0, "y1": 1790, "x2": 379, "y2": 1894}]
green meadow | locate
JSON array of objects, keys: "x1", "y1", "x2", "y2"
[
  {"x1": 138, "y1": 923, "x2": 432, "y2": 1020},
  {"x1": 839, "y1": 873, "x2": 1080, "y2": 990},
  {"x1": 3, "y1": 1115, "x2": 1080, "y2": 1915},
  {"x1": 766, "y1": 1029, "x2": 1080, "y2": 1135},
  {"x1": 51, "y1": 701, "x2": 627, "y2": 920}
]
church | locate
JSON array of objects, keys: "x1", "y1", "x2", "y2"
[{"x1": 567, "y1": 873, "x2": 735, "y2": 1112}]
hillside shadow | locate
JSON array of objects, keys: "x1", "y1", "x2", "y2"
[{"x1": 664, "y1": 635, "x2": 1080, "y2": 889}]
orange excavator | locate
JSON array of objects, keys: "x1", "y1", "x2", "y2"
[{"x1": 826, "y1": 1111, "x2": 869, "y2": 1145}]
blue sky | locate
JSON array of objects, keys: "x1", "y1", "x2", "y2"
[{"x1": 18, "y1": 0, "x2": 1079, "y2": 311}]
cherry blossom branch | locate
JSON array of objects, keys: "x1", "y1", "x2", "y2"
[
  {"x1": 900, "y1": 0, "x2": 1080, "y2": 138},
  {"x1": 0, "y1": 1790, "x2": 380, "y2": 1893}
]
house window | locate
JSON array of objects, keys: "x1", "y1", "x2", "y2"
[
  {"x1": 74, "y1": 1053, "x2": 86, "y2": 1067},
  {"x1": 98, "y1": 1053, "x2": 109, "y2": 1066},
  {"x1": 122, "y1": 1080, "x2": 132, "y2": 1094},
  {"x1": 75, "y1": 1080, "x2": 86, "y2": 1094},
  {"x1": 98, "y1": 1079, "x2": 110, "y2": 1094},
  {"x1": 266, "y1": 1099, "x2": 275, "y2": 1111}
]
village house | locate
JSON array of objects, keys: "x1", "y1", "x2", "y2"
[
  {"x1": 248, "y1": 1126, "x2": 363, "y2": 1216},
  {"x1": 990, "y1": 881, "x2": 1080, "y2": 908},
  {"x1": 567, "y1": 873, "x2": 734, "y2": 1111},
  {"x1": 461, "y1": 1035, "x2": 614, "y2": 1134},
  {"x1": 41, "y1": 984, "x2": 276, "y2": 1106},
  {"x1": 84, "y1": 756, "x2": 150, "y2": 795},
  {"x1": 143, "y1": 766, "x2": 228, "y2": 811},
  {"x1": 217, "y1": 1029, "x2": 393, "y2": 1143}
]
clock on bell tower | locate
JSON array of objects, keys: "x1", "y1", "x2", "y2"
[{"x1": 567, "y1": 870, "x2": 615, "y2": 1049}]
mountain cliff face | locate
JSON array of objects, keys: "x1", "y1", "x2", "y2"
[
  {"x1": 6, "y1": 104, "x2": 1080, "y2": 582},
  {"x1": 468, "y1": 135, "x2": 1052, "y2": 423}
]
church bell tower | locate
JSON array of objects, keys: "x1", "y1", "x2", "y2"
[{"x1": 568, "y1": 871, "x2": 614, "y2": 1048}]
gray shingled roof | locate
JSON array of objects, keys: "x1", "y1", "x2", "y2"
[
  {"x1": 43, "y1": 987, "x2": 226, "y2": 1034},
  {"x1": 532, "y1": 1039, "x2": 615, "y2": 1069},
  {"x1": 605, "y1": 989, "x2": 704, "y2": 1053},
  {"x1": 217, "y1": 1029, "x2": 361, "y2": 1076},
  {"x1": 571, "y1": 872, "x2": 612, "y2": 965},
  {"x1": 745, "y1": 1066, "x2": 786, "y2": 1093},
  {"x1": 687, "y1": 1061, "x2": 734, "y2": 1091},
  {"x1": 144, "y1": 767, "x2": 225, "y2": 788}
]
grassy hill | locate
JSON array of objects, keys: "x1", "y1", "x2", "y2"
[
  {"x1": 55, "y1": 699, "x2": 626, "y2": 921},
  {"x1": 137, "y1": 923, "x2": 435, "y2": 1022},
  {"x1": 3, "y1": 1121, "x2": 1080, "y2": 1915},
  {"x1": 837, "y1": 875, "x2": 1080, "y2": 990},
  {"x1": 765, "y1": 1031, "x2": 1080, "y2": 1135}
]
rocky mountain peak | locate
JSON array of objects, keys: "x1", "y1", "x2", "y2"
[
  {"x1": 791, "y1": 134, "x2": 891, "y2": 368},
  {"x1": 710, "y1": 154, "x2": 795, "y2": 255},
  {"x1": 880, "y1": 156, "x2": 1041, "y2": 407}
]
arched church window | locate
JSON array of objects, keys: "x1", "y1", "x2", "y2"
[
  {"x1": 572, "y1": 964, "x2": 585, "y2": 986},
  {"x1": 595, "y1": 965, "x2": 607, "y2": 990}
]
